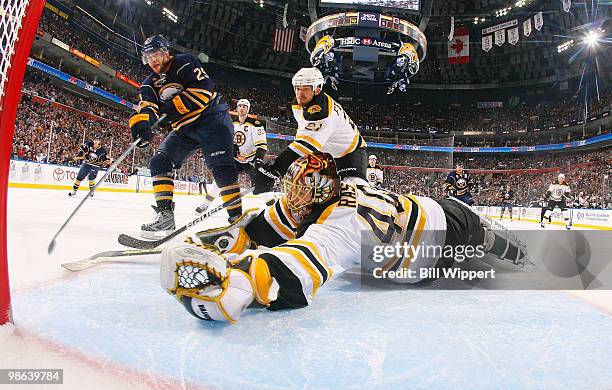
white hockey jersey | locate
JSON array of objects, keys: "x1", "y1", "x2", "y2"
[
  {"x1": 547, "y1": 182, "x2": 571, "y2": 202},
  {"x1": 289, "y1": 93, "x2": 365, "y2": 160},
  {"x1": 243, "y1": 183, "x2": 447, "y2": 310},
  {"x1": 366, "y1": 165, "x2": 384, "y2": 187},
  {"x1": 232, "y1": 114, "x2": 267, "y2": 163}
]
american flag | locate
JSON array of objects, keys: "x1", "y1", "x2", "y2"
[{"x1": 272, "y1": 10, "x2": 294, "y2": 52}]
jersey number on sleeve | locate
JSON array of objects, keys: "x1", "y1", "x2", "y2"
[{"x1": 194, "y1": 67, "x2": 209, "y2": 81}]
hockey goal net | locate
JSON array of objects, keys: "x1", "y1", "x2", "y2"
[{"x1": 0, "y1": 0, "x2": 45, "y2": 324}]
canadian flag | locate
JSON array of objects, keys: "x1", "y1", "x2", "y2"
[{"x1": 448, "y1": 27, "x2": 470, "y2": 64}]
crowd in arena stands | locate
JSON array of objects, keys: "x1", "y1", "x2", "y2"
[
  {"x1": 22, "y1": 71, "x2": 130, "y2": 123},
  {"x1": 12, "y1": 71, "x2": 611, "y2": 209},
  {"x1": 36, "y1": 6, "x2": 612, "y2": 142},
  {"x1": 37, "y1": 10, "x2": 147, "y2": 83}
]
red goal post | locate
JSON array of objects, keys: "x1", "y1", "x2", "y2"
[{"x1": 0, "y1": 0, "x2": 45, "y2": 324}]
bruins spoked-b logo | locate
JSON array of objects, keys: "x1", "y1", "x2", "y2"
[
  {"x1": 234, "y1": 131, "x2": 246, "y2": 146},
  {"x1": 368, "y1": 172, "x2": 377, "y2": 182}
]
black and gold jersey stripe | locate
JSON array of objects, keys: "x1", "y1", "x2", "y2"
[{"x1": 257, "y1": 252, "x2": 309, "y2": 310}]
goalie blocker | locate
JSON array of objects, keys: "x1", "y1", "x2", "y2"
[{"x1": 161, "y1": 154, "x2": 529, "y2": 323}]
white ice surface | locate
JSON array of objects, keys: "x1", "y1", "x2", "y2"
[{"x1": 2, "y1": 188, "x2": 611, "y2": 390}]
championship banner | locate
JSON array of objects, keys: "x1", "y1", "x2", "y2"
[
  {"x1": 523, "y1": 18, "x2": 532, "y2": 37},
  {"x1": 508, "y1": 27, "x2": 519, "y2": 45},
  {"x1": 482, "y1": 35, "x2": 492, "y2": 52},
  {"x1": 448, "y1": 27, "x2": 469, "y2": 64},
  {"x1": 482, "y1": 19, "x2": 517, "y2": 35},
  {"x1": 534, "y1": 12, "x2": 543, "y2": 31},
  {"x1": 494, "y1": 29, "x2": 505, "y2": 46},
  {"x1": 562, "y1": 0, "x2": 571, "y2": 12}
]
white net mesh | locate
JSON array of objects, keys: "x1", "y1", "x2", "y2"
[{"x1": 0, "y1": 0, "x2": 30, "y2": 103}]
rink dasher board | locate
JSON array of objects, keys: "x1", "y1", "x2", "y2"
[
  {"x1": 475, "y1": 205, "x2": 612, "y2": 230},
  {"x1": 8, "y1": 159, "x2": 201, "y2": 195},
  {"x1": 8, "y1": 159, "x2": 612, "y2": 229}
]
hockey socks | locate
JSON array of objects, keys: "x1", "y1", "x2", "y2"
[
  {"x1": 219, "y1": 183, "x2": 243, "y2": 222},
  {"x1": 153, "y1": 174, "x2": 174, "y2": 212}
]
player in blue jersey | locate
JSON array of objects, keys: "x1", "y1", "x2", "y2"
[
  {"x1": 128, "y1": 36, "x2": 242, "y2": 238},
  {"x1": 444, "y1": 163, "x2": 475, "y2": 206},
  {"x1": 68, "y1": 139, "x2": 110, "y2": 197}
]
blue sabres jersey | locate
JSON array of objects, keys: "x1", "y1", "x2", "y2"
[
  {"x1": 445, "y1": 170, "x2": 473, "y2": 196},
  {"x1": 138, "y1": 54, "x2": 225, "y2": 130},
  {"x1": 77, "y1": 141, "x2": 110, "y2": 166}
]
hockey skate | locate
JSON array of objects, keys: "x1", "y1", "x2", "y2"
[
  {"x1": 141, "y1": 210, "x2": 175, "y2": 239},
  {"x1": 195, "y1": 202, "x2": 210, "y2": 214},
  {"x1": 68, "y1": 189, "x2": 77, "y2": 197},
  {"x1": 195, "y1": 195, "x2": 214, "y2": 214},
  {"x1": 151, "y1": 202, "x2": 175, "y2": 213}
]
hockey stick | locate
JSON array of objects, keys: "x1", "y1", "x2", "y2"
[
  {"x1": 118, "y1": 186, "x2": 254, "y2": 250},
  {"x1": 48, "y1": 114, "x2": 167, "y2": 254},
  {"x1": 61, "y1": 248, "x2": 162, "y2": 272}
]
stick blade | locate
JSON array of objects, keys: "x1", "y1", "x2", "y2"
[
  {"x1": 61, "y1": 258, "x2": 103, "y2": 272},
  {"x1": 118, "y1": 234, "x2": 159, "y2": 249}
]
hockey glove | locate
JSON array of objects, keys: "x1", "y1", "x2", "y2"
[
  {"x1": 253, "y1": 160, "x2": 280, "y2": 181},
  {"x1": 160, "y1": 238, "x2": 254, "y2": 323},
  {"x1": 129, "y1": 109, "x2": 157, "y2": 147}
]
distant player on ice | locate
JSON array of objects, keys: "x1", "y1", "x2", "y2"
[
  {"x1": 540, "y1": 173, "x2": 572, "y2": 229},
  {"x1": 444, "y1": 163, "x2": 474, "y2": 206},
  {"x1": 128, "y1": 35, "x2": 242, "y2": 238},
  {"x1": 68, "y1": 139, "x2": 110, "y2": 197},
  {"x1": 196, "y1": 98, "x2": 272, "y2": 213},
  {"x1": 160, "y1": 153, "x2": 529, "y2": 323},
  {"x1": 498, "y1": 185, "x2": 514, "y2": 221},
  {"x1": 366, "y1": 154, "x2": 384, "y2": 188}
]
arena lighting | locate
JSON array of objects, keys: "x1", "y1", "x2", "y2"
[
  {"x1": 557, "y1": 39, "x2": 574, "y2": 53},
  {"x1": 473, "y1": 16, "x2": 486, "y2": 25},
  {"x1": 583, "y1": 29, "x2": 602, "y2": 46},
  {"x1": 144, "y1": 0, "x2": 152, "y2": 5},
  {"x1": 495, "y1": 7, "x2": 511, "y2": 18},
  {"x1": 162, "y1": 7, "x2": 178, "y2": 23}
]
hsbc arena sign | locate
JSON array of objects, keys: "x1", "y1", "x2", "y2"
[{"x1": 304, "y1": 12, "x2": 427, "y2": 60}]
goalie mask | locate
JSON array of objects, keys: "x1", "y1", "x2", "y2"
[{"x1": 282, "y1": 153, "x2": 340, "y2": 216}]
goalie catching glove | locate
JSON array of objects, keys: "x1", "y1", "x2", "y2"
[{"x1": 160, "y1": 237, "x2": 280, "y2": 323}]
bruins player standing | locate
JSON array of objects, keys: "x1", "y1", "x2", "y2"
[
  {"x1": 68, "y1": 139, "x2": 110, "y2": 197},
  {"x1": 129, "y1": 36, "x2": 242, "y2": 238},
  {"x1": 255, "y1": 67, "x2": 367, "y2": 187},
  {"x1": 366, "y1": 154, "x2": 384, "y2": 188},
  {"x1": 196, "y1": 98, "x2": 272, "y2": 213},
  {"x1": 160, "y1": 153, "x2": 529, "y2": 323},
  {"x1": 541, "y1": 173, "x2": 572, "y2": 229}
]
